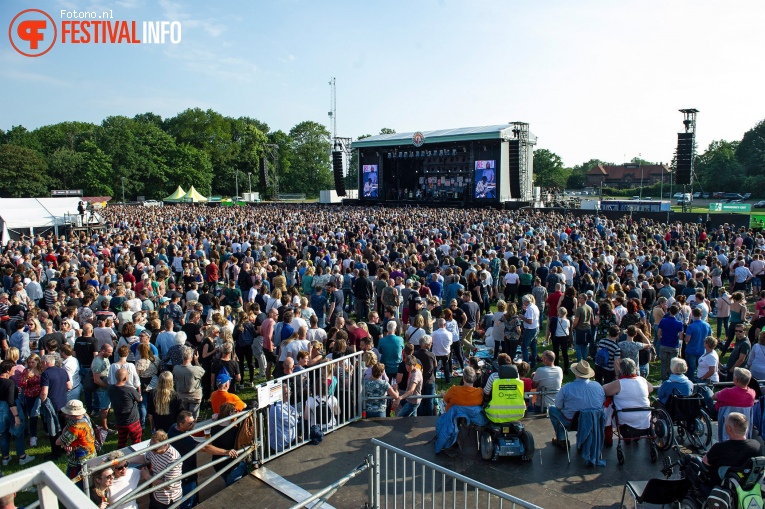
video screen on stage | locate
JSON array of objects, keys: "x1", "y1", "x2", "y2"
[
  {"x1": 362, "y1": 165, "x2": 379, "y2": 198},
  {"x1": 474, "y1": 160, "x2": 496, "y2": 198}
]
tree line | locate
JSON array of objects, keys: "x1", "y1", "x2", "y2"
[
  {"x1": 532, "y1": 118, "x2": 765, "y2": 195},
  {"x1": 0, "y1": 109, "x2": 337, "y2": 199}
]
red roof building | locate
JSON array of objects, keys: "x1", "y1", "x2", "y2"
[{"x1": 586, "y1": 163, "x2": 671, "y2": 189}]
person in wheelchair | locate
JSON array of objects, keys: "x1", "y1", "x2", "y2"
[
  {"x1": 656, "y1": 357, "x2": 694, "y2": 405},
  {"x1": 603, "y1": 358, "x2": 653, "y2": 445},
  {"x1": 703, "y1": 412, "x2": 762, "y2": 488},
  {"x1": 480, "y1": 362, "x2": 534, "y2": 461}
]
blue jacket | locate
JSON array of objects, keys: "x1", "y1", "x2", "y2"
[
  {"x1": 434, "y1": 405, "x2": 487, "y2": 454},
  {"x1": 657, "y1": 374, "x2": 694, "y2": 404},
  {"x1": 38, "y1": 397, "x2": 61, "y2": 437},
  {"x1": 576, "y1": 408, "x2": 606, "y2": 467}
]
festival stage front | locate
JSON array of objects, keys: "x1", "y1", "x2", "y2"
[
  {"x1": 352, "y1": 125, "x2": 537, "y2": 207},
  {"x1": 198, "y1": 415, "x2": 680, "y2": 509}
]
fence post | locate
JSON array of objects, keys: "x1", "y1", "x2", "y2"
[{"x1": 371, "y1": 445, "x2": 381, "y2": 509}]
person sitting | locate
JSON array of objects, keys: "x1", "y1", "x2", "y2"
[
  {"x1": 531, "y1": 350, "x2": 563, "y2": 413},
  {"x1": 443, "y1": 366, "x2": 485, "y2": 412},
  {"x1": 713, "y1": 367, "x2": 756, "y2": 439},
  {"x1": 657, "y1": 357, "x2": 694, "y2": 405},
  {"x1": 484, "y1": 363, "x2": 526, "y2": 424},
  {"x1": 549, "y1": 360, "x2": 605, "y2": 448},
  {"x1": 210, "y1": 372, "x2": 246, "y2": 415},
  {"x1": 482, "y1": 353, "x2": 513, "y2": 401},
  {"x1": 703, "y1": 412, "x2": 763, "y2": 487},
  {"x1": 603, "y1": 358, "x2": 654, "y2": 446},
  {"x1": 268, "y1": 384, "x2": 298, "y2": 453}
]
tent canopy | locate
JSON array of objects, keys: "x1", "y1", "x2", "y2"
[
  {"x1": 0, "y1": 197, "x2": 82, "y2": 229},
  {"x1": 163, "y1": 186, "x2": 186, "y2": 202},
  {"x1": 182, "y1": 186, "x2": 208, "y2": 203}
]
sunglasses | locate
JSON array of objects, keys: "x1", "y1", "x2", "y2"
[
  {"x1": 115, "y1": 464, "x2": 128, "y2": 471},
  {"x1": 736, "y1": 329, "x2": 745, "y2": 333}
]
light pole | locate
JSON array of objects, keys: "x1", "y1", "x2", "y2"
[
  {"x1": 248, "y1": 172, "x2": 252, "y2": 194},
  {"x1": 639, "y1": 153, "x2": 643, "y2": 202},
  {"x1": 234, "y1": 170, "x2": 239, "y2": 199},
  {"x1": 121, "y1": 177, "x2": 125, "y2": 204}
]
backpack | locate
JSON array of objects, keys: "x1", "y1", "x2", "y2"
[
  {"x1": 237, "y1": 325, "x2": 255, "y2": 347},
  {"x1": 235, "y1": 412, "x2": 255, "y2": 450},
  {"x1": 85, "y1": 415, "x2": 107, "y2": 453},
  {"x1": 594, "y1": 343, "x2": 610, "y2": 368}
]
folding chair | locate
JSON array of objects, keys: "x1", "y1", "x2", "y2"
[
  {"x1": 620, "y1": 478, "x2": 690, "y2": 508},
  {"x1": 549, "y1": 411, "x2": 579, "y2": 463}
]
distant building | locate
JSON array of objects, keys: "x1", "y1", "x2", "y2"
[{"x1": 586, "y1": 163, "x2": 671, "y2": 189}]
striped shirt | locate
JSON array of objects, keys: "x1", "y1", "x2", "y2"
[
  {"x1": 596, "y1": 338, "x2": 621, "y2": 371},
  {"x1": 146, "y1": 446, "x2": 182, "y2": 505}
]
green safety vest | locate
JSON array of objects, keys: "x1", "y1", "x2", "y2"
[{"x1": 485, "y1": 377, "x2": 526, "y2": 423}]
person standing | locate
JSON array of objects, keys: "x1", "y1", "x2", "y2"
[
  {"x1": 521, "y1": 295, "x2": 540, "y2": 369},
  {"x1": 173, "y1": 347, "x2": 205, "y2": 418},
  {"x1": 39, "y1": 354, "x2": 71, "y2": 459},
  {"x1": 571, "y1": 293, "x2": 593, "y2": 363},
  {"x1": 0, "y1": 360, "x2": 34, "y2": 466},
  {"x1": 431, "y1": 319, "x2": 452, "y2": 384},
  {"x1": 378, "y1": 321, "x2": 405, "y2": 381},
  {"x1": 684, "y1": 308, "x2": 712, "y2": 382},
  {"x1": 721, "y1": 325, "x2": 751, "y2": 383},
  {"x1": 108, "y1": 368, "x2": 142, "y2": 448},
  {"x1": 459, "y1": 292, "x2": 480, "y2": 356},
  {"x1": 413, "y1": 336, "x2": 436, "y2": 416},
  {"x1": 57, "y1": 400, "x2": 96, "y2": 481},
  {"x1": 656, "y1": 305, "x2": 684, "y2": 381},
  {"x1": 141, "y1": 430, "x2": 183, "y2": 509}
]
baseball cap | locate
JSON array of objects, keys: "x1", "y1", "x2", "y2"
[
  {"x1": 160, "y1": 297, "x2": 171, "y2": 304},
  {"x1": 216, "y1": 373, "x2": 232, "y2": 386},
  {"x1": 414, "y1": 296, "x2": 423, "y2": 303},
  {"x1": 139, "y1": 329, "x2": 151, "y2": 337}
]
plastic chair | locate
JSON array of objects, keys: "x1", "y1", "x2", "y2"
[{"x1": 620, "y1": 477, "x2": 690, "y2": 508}]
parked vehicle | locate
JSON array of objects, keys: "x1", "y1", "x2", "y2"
[
  {"x1": 673, "y1": 192, "x2": 684, "y2": 199},
  {"x1": 723, "y1": 193, "x2": 744, "y2": 200},
  {"x1": 743, "y1": 193, "x2": 753, "y2": 199},
  {"x1": 701, "y1": 192, "x2": 710, "y2": 199},
  {"x1": 692, "y1": 192, "x2": 701, "y2": 199},
  {"x1": 712, "y1": 192, "x2": 725, "y2": 199},
  {"x1": 754, "y1": 200, "x2": 765, "y2": 209}
]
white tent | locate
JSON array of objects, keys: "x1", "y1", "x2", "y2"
[{"x1": 0, "y1": 197, "x2": 83, "y2": 243}]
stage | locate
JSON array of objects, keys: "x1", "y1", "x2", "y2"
[
  {"x1": 198, "y1": 415, "x2": 696, "y2": 509},
  {"x1": 352, "y1": 125, "x2": 537, "y2": 207}
]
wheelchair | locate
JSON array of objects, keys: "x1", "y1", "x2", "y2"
[
  {"x1": 611, "y1": 404, "x2": 662, "y2": 465},
  {"x1": 652, "y1": 391, "x2": 713, "y2": 451}
]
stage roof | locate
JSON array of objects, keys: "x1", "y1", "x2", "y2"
[{"x1": 352, "y1": 125, "x2": 537, "y2": 148}]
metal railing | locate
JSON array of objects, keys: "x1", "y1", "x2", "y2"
[
  {"x1": 0, "y1": 462, "x2": 98, "y2": 509},
  {"x1": 256, "y1": 351, "x2": 364, "y2": 464},
  {"x1": 277, "y1": 193, "x2": 307, "y2": 201},
  {"x1": 369, "y1": 439, "x2": 542, "y2": 509},
  {"x1": 82, "y1": 408, "x2": 256, "y2": 509}
]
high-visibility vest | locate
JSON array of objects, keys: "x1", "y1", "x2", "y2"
[{"x1": 485, "y1": 377, "x2": 526, "y2": 423}]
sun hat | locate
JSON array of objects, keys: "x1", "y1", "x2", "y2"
[
  {"x1": 570, "y1": 360, "x2": 595, "y2": 379},
  {"x1": 62, "y1": 399, "x2": 87, "y2": 416}
]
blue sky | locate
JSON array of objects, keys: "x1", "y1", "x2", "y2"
[{"x1": 1, "y1": 0, "x2": 764, "y2": 167}]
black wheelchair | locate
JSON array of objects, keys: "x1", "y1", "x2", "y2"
[{"x1": 652, "y1": 391, "x2": 713, "y2": 451}]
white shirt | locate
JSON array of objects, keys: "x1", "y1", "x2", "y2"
[
  {"x1": 698, "y1": 350, "x2": 719, "y2": 382},
  {"x1": 62, "y1": 356, "x2": 81, "y2": 388},
  {"x1": 523, "y1": 303, "x2": 539, "y2": 329},
  {"x1": 110, "y1": 467, "x2": 141, "y2": 509},
  {"x1": 304, "y1": 395, "x2": 339, "y2": 429},
  {"x1": 431, "y1": 328, "x2": 452, "y2": 357}
]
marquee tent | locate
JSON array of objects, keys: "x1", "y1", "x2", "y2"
[
  {"x1": 0, "y1": 197, "x2": 82, "y2": 243},
  {"x1": 181, "y1": 186, "x2": 208, "y2": 203},
  {"x1": 163, "y1": 186, "x2": 186, "y2": 202}
]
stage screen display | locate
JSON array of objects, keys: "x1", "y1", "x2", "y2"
[
  {"x1": 362, "y1": 165, "x2": 378, "y2": 198},
  {"x1": 474, "y1": 160, "x2": 496, "y2": 198}
]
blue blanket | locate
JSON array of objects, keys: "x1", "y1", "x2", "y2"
[{"x1": 434, "y1": 405, "x2": 488, "y2": 454}]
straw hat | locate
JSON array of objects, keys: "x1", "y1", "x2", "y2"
[{"x1": 570, "y1": 360, "x2": 595, "y2": 379}]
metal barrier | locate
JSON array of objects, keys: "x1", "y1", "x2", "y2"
[
  {"x1": 0, "y1": 462, "x2": 98, "y2": 509},
  {"x1": 82, "y1": 408, "x2": 256, "y2": 509},
  {"x1": 369, "y1": 439, "x2": 542, "y2": 509},
  {"x1": 256, "y1": 351, "x2": 364, "y2": 464},
  {"x1": 277, "y1": 193, "x2": 307, "y2": 201}
]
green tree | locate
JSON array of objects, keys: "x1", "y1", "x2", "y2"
[
  {"x1": 48, "y1": 147, "x2": 83, "y2": 189},
  {"x1": 33, "y1": 121, "x2": 96, "y2": 155},
  {"x1": 533, "y1": 148, "x2": 569, "y2": 188},
  {"x1": 267, "y1": 130, "x2": 292, "y2": 198},
  {"x1": 75, "y1": 140, "x2": 113, "y2": 196},
  {"x1": 3, "y1": 125, "x2": 41, "y2": 152},
  {"x1": 695, "y1": 140, "x2": 744, "y2": 193},
  {"x1": 0, "y1": 144, "x2": 50, "y2": 197},
  {"x1": 379, "y1": 128, "x2": 396, "y2": 135},
  {"x1": 166, "y1": 144, "x2": 214, "y2": 195},
  {"x1": 736, "y1": 119, "x2": 765, "y2": 178},
  {"x1": 285, "y1": 121, "x2": 332, "y2": 197},
  {"x1": 133, "y1": 112, "x2": 164, "y2": 129}
]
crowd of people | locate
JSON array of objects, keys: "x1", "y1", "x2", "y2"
[{"x1": 0, "y1": 202, "x2": 764, "y2": 503}]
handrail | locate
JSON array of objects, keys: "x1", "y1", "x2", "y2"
[
  {"x1": 83, "y1": 408, "x2": 255, "y2": 508},
  {"x1": 0, "y1": 462, "x2": 98, "y2": 509},
  {"x1": 372, "y1": 439, "x2": 542, "y2": 509},
  {"x1": 287, "y1": 457, "x2": 372, "y2": 509}
]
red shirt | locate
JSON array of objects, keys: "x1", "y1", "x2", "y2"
[
  {"x1": 206, "y1": 263, "x2": 219, "y2": 282},
  {"x1": 546, "y1": 291, "x2": 563, "y2": 318},
  {"x1": 715, "y1": 386, "x2": 756, "y2": 411}
]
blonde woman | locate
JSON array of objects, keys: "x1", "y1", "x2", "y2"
[
  {"x1": 147, "y1": 371, "x2": 182, "y2": 433},
  {"x1": 394, "y1": 356, "x2": 422, "y2": 417},
  {"x1": 363, "y1": 351, "x2": 388, "y2": 381},
  {"x1": 308, "y1": 340, "x2": 324, "y2": 366}
]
